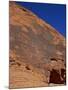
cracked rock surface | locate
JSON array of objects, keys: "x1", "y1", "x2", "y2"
[{"x1": 9, "y1": 1, "x2": 66, "y2": 89}]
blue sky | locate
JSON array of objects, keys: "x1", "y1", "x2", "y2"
[{"x1": 16, "y1": 1, "x2": 66, "y2": 37}]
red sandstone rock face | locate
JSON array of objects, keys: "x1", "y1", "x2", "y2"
[{"x1": 9, "y1": 1, "x2": 66, "y2": 89}]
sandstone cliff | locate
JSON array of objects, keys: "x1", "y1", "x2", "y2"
[{"x1": 9, "y1": 1, "x2": 66, "y2": 89}]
